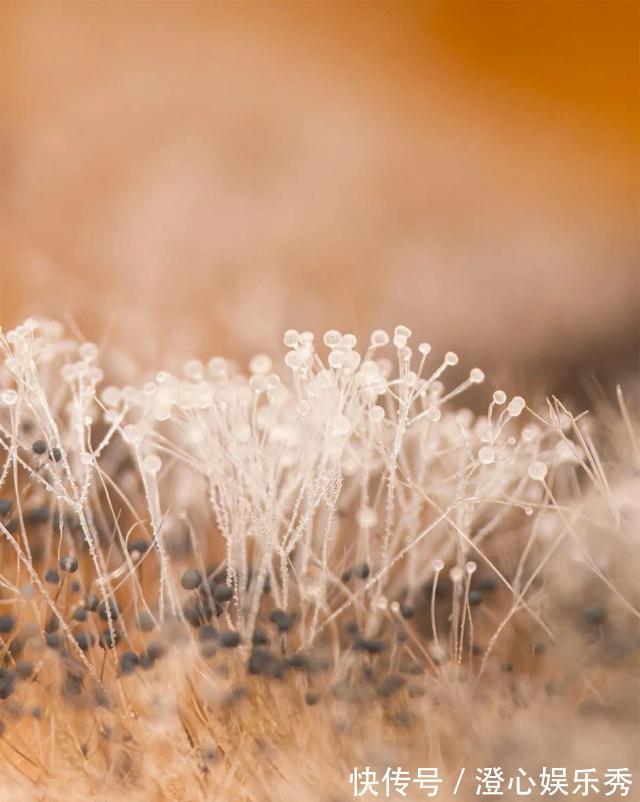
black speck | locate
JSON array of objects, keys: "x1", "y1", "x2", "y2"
[
  {"x1": 180, "y1": 568, "x2": 202, "y2": 590},
  {"x1": 128, "y1": 538, "x2": 150, "y2": 555},
  {"x1": 475, "y1": 577, "x2": 498, "y2": 593},
  {"x1": 97, "y1": 598, "x2": 119, "y2": 622},
  {"x1": 119, "y1": 651, "x2": 139, "y2": 674},
  {"x1": 0, "y1": 614, "x2": 15, "y2": 634},
  {"x1": 99, "y1": 629, "x2": 119, "y2": 649},
  {"x1": 583, "y1": 603, "x2": 606, "y2": 627},
  {"x1": 146, "y1": 640, "x2": 167, "y2": 660},
  {"x1": 354, "y1": 636, "x2": 386, "y2": 655},
  {"x1": 251, "y1": 628, "x2": 269, "y2": 647},
  {"x1": 377, "y1": 674, "x2": 406, "y2": 698},
  {"x1": 400, "y1": 602, "x2": 415, "y2": 619},
  {"x1": 59, "y1": 556, "x2": 78, "y2": 573},
  {"x1": 213, "y1": 583, "x2": 233, "y2": 603},
  {"x1": 15, "y1": 660, "x2": 33, "y2": 680},
  {"x1": 44, "y1": 569, "x2": 60, "y2": 584},
  {"x1": 269, "y1": 609, "x2": 295, "y2": 633},
  {"x1": 198, "y1": 625, "x2": 217, "y2": 643},
  {"x1": 353, "y1": 562, "x2": 370, "y2": 580},
  {"x1": 75, "y1": 632, "x2": 95, "y2": 652},
  {"x1": 219, "y1": 631, "x2": 241, "y2": 649},
  {"x1": 468, "y1": 590, "x2": 484, "y2": 607}
]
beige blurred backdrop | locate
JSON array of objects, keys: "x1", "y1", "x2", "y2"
[{"x1": 1, "y1": 1, "x2": 638, "y2": 395}]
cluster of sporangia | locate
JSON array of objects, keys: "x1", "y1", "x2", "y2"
[{"x1": 1, "y1": 317, "x2": 629, "y2": 780}]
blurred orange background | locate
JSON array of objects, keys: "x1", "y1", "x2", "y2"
[{"x1": 1, "y1": 1, "x2": 638, "y2": 396}]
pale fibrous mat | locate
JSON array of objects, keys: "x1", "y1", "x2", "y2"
[{"x1": 0, "y1": 317, "x2": 637, "y2": 801}]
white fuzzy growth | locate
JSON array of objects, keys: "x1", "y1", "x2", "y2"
[{"x1": 0, "y1": 317, "x2": 599, "y2": 645}]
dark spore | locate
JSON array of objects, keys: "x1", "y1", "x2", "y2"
[
  {"x1": 50, "y1": 448, "x2": 62, "y2": 463},
  {"x1": 501, "y1": 660, "x2": 513, "y2": 673},
  {"x1": 32, "y1": 440, "x2": 47, "y2": 455},
  {"x1": 180, "y1": 568, "x2": 202, "y2": 590},
  {"x1": 84, "y1": 593, "x2": 99, "y2": 612},
  {"x1": 183, "y1": 598, "x2": 213, "y2": 627},
  {"x1": 468, "y1": 590, "x2": 484, "y2": 607},
  {"x1": 73, "y1": 607, "x2": 88, "y2": 622},
  {"x1": 98, "y1": 629, "x2": 119, "y2": 649},
  {"x1": 0, "y1": 676, "x2": 15, "y2": 700},
  {"x1": 394, "y1": 710, "x2": 411, "y2": 728},
  {"x1": 305, "y1": 691, "x2": 320, "y2": 706},
  {"x1": 248, "y1": 648, "x2": 278, "y2": 676},
  {"x1": 200, "y1": 641, "x2": 217, "y2": 658},
  {"x1": 353, "y1": 562, "x2": 370, "y2": 580},
  {"x1": 97, "y1": 598, "x2": 119, "y2": 622},
  {"x1": 74, "y1": 632, "x2": 95, "y2": 652},
  {"x1": 5, "y1": 639, "x2": 23, "y2": 660},
  {"x1": 354, "y1": 636, "x2": 386, "y2": 655},
  {"x1": 401, "y1": 660, "x2": 423, "y2": 676},
  {"x1": 0, "y1": 615, "x2": 15, "y2": 634},
  {"x1": 341, "y1": 569, "x2": 353, "y2": 583},
  {"x1": 0, "y1": 499, "x2": 13, "y2": 517},
  {"x1": 70, "y1": 580, "x2": 81, "y2": 593},
  {"x1": 224, "y1": 686, "x2": 247, "y2": 707},
  {"x1": 136, "y1": 611, "x2": 155, "y2": 632},
  {"x1": 198, "y1": 625, "x2": 217, "y2": 643},
  {"x1": 219, "y1": 631, "x2": 241, "y2": 649},
  {"x1": 94, "y1": 688, "x2": 110, "y2": 708},
  {"x1": 44, "y1": 569, "x2": 60, "y2": 585},
  {"x1": 400, "y1": 602, "x2": 415, "y2": 619},
  {"x1": 377, "y1": 674, "x2": 406, "y2": 698},
  {"x1": 213, "y1": 583, "x2": 233, "y2": 603},
  {"x1": 127, "y1": 538, "x2": 150, "y2": 555},
  {"x1": 251, "y1": 628, "x2": 269, "y2": 647},
  {"x1": 583, "y1": 603, "x2": 607, "y2": 627},
  {"x1": 139, "y1": 651, "x2": 155, "y2": 670},
  {"x1": 62, "y1": 674, "x2": 83, "y2": 697},
  {"x1": 45, "y1": 615, "x2": 60, "y2": 633},
  {"x1": 26, "y1": 506, "x2": 50, "y2": 525},
  {"x1": 533, "y1": 642, "x2": 545, "y2": 655},
  {"x1": 287, "y1": 653, "x2": 313, "y2": 673},
  {"x1": 59, "y1": 556, "x2": 78, "y2": 573},
  {"x1": 119, "y1": 651, "x2": 140, "y2": 674},
  {"x1": 475, "y1": 577, "x2": 498, "y2": 593},
  {"x1": 269, "y1": 608, "x2": 295, "y2": 633},
  {"x1": 45, "y1": 632, "x2": 61, "y2": 649},
  {"x1": 146, "y1": 640, "x2": 167, "y2": 660},
  {"x1": 15, "y1": 660, "x2": 34, "y2": 680}
]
